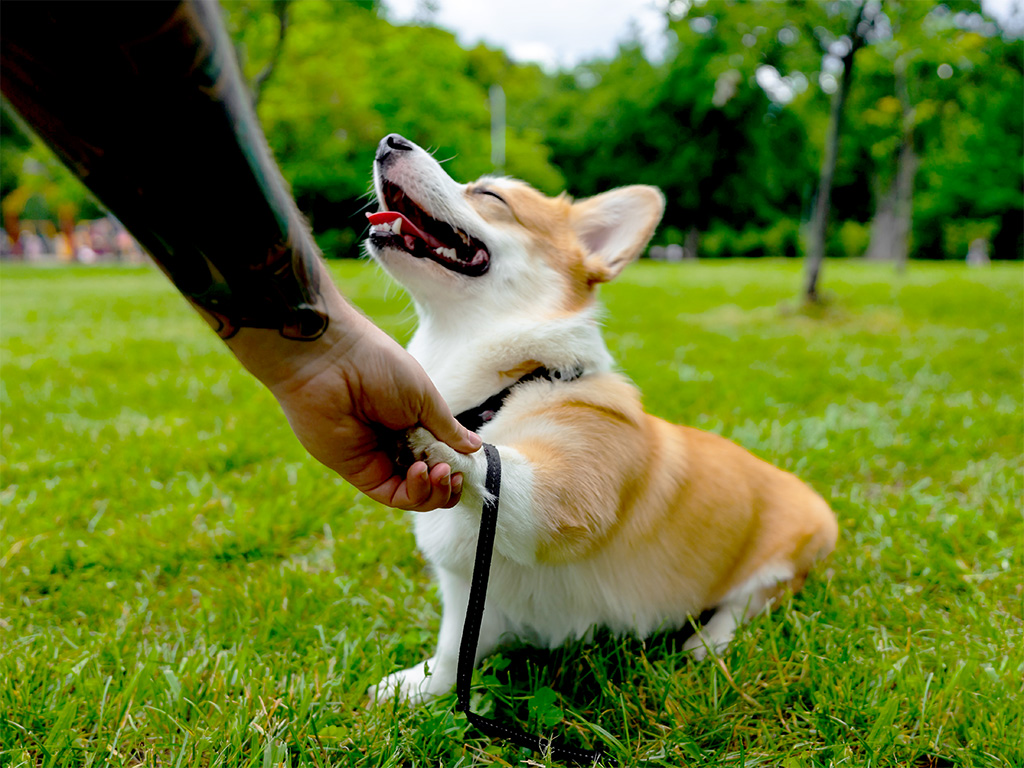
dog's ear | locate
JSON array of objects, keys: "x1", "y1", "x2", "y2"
[{"x1": 570, "y1": 186, "x2": 665, "y2": 284}]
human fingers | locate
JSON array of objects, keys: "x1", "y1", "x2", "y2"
[
  {"x1": 432, "y1": 464, "x2": 463, "y2": 509},
  {"x1": 402, "y1": 461, "x2": 432, "y2": 507},
  {"x1": 374, "y1": 461, "x2": 456, "y2": 511},
  {"x1": 417, "y1": 389, "x2": 482, "y2": 455},
  {"x1": 408, "y1": 462, "x2": 457, "y2": 511}
]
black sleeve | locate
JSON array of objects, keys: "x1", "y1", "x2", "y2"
[{"x1": 0, "y1": 0, "x2": 329, "y2": 340}]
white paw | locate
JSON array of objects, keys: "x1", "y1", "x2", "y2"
[
  {"x1": 682, "y1": 634, "x2": 712, "y2": 661},
  {"x1": 368, "y1": 660, "x2": 435, "y2": 706},
  {"x1": 407, "y1": 428, "x2": 487, "y2": 491},
  {"x1": 682, "y1": 628, "x2": 734, "y2": 661},
  {"x1": 683, "y1": 605, "x2": 742, "y2": 661}
]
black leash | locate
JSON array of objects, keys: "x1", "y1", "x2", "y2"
[{"x1": 455, "y1": 442, "x2": 607, "y2": 766}]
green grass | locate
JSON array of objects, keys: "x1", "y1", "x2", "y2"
[{"x1": 1, "y1": 259, "x2": 1022, "y2": 767}]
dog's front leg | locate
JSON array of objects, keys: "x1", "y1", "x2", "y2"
[
  {"x1": 407, "y1": 428, "x2": 540, "y2": 565},
  {"x1": 367, "y1": 430, "x2": 538, "y2": 706},
  {"x1": 369, "y1": 568, "x2": 508, "y2": 705}
]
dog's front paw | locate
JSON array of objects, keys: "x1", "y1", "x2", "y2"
[
  {"x1": 406, "y1": 427, "x2": 487, "y2": 493},
  {"x1": 368, "y1": 658, "x2": 451, "y2": 706}
]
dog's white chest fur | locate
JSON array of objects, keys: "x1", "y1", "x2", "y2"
[{"x1": 413, "y1": 504, "x2": 697, "y2": 649}]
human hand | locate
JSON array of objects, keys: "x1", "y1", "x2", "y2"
[
  {"x1": 0, "y1": 0, "x2": 480, "y2": 511},
  {"x1": 259, "y1": 310, "x2": 481, "y2": 511}
]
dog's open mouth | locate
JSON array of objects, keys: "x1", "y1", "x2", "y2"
[{"x1": 367, "y1": 181, "x2": 490, "y2": 276}]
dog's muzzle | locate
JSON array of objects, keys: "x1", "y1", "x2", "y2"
[{"x1": 375, "y1": 133, "x2": 414, "y2": 167}]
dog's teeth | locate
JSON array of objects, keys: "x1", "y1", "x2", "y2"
[
  {"x1": 434, "y1": 247, "x2": 444, "y2": 255},
  {"x1": 391, "y1": 218, "x2": 402, "y2": 234},
  {"x1": 458, "y1": 230, "x2": 470, "y2": 245},
  {"x1": 443, "y1": 248, "x2": 457, "y2": 259}
]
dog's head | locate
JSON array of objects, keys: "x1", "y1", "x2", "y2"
[{"x1": 366, "y1": 134, "x2": 664, "y2": 319}]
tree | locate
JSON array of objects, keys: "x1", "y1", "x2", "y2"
[
  {"x1": 542, "y1": 5, "x2": 815, "y2": 257},
  {"x1": 249, "y1": 0, "x2": 291, "y2": 107},
  {"x1": 804, "y1": 0, "x2": 872, "y2": 302},
  {"x1": 916, "y1": 27, "x2": 1024, "y2": 260},
  {"x1": 3, "y1": 0, "x2": 1019, "y2": 264},
  {"x1": 1, "y1": 105, "x2": 103, "y2": 250},
  {"x1": 223, "y1": 0, "x2": 563, "y2": 255}
]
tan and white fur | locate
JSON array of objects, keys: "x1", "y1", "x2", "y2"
[{"x1": 365, "y1": 134, "x2": 838, "y2": 704}]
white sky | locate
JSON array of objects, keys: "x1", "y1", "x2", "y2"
[
  {"x1": 385, "y1": 0, "x2": 1022, "y2": 70},
  {"x1": 385, "y1": 0, "x2": 669, "y2": 69}
]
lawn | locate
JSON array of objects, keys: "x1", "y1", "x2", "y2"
[{"x1": 1, "y1": 258, "x2": 1021, "y2": 767}]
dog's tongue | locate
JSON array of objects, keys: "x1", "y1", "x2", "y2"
[{"x1": 366, "y1": 211, "x2": 443, "y2": 249}]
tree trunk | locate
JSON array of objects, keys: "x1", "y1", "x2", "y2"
[
  {"x1": 251, "y1": 0, "x2": 290, "y2": 108},
  {"x1": 865, "y1": 144, "x2": 916, "y2": 267},
  {"x1": 865, "y1": 55, "x2": 917, "y2": 272},
  {"x1": 891, "y1": 137, "x2": 917, "y2": 273},
  {"x1": 803, "y1": 3, "x2": 868, "y2": 303},
  {"x1": 683, "y1": 226, "x2": 700, "y2": 260},
  {"x1": 865, "y1": 180, "x2": 897, "y2": 260}
]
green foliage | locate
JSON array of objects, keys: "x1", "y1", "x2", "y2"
[
  {"x1": 1, "y1": 106, "x2": 104, "y2": 222},
  {"x1": 0, "y1": 106, "x2": 32, "y2": 201},
  {"x1": 943, "y1": 218, "x2": 1000, "y2": 259},
  {"x1": 0, "y1": 0, "x2": 1019, "y2": 261},
  {"x1": 913, "y1": 33, "x2": 1024, "y2": 259},
  {"x1": 840, "y1": 1, "x2": 1024, "y2": 259},
  {"x1": 836, "y1": 219, "x2": 871, "y2": 257},
  {"x1": 2, "y1": 260, "x2": 1022, "y2": 766},
  {"x1": 223, "y1": 0, "x2": 563, "y2": 249},
  {"x1": 543, "y1": 25, "x2": 814, "y2": 235},
  {"x1": 762, "y1": 218, "x2": 802, "y2": 257},
  {"x1": 698, "y1": 219, "x2": 801, "y2": 258}
]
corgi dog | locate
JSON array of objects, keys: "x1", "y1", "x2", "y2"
[{"x1": 364, "y1": 133, "x2": 838, "y2": 704}]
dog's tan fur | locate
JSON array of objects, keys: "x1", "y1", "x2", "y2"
[{"x1": 501, "y1": 375, "x2": 835, "y2": 582}]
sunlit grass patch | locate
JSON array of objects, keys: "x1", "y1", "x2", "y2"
[{"x1": 2, "y1": 259, "x2": 1021, "y2": 767}]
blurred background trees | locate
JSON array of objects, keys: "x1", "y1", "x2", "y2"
[{"x1": 2, "y1": 0, "x2": 1020, "y2": 270}]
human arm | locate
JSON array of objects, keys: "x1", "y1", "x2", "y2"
[
  {"x1": 0, "y1": 0, "x2": 479, "y2": 509},
  {"x1": 230, "y1": 281, "x2": 480, "y2": 509}
]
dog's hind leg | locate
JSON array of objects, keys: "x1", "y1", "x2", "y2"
[
  {"x1": 683, "y1": 563, "x2": 796, "y2": 660},
  {"x1": 683, "y1": 606, "x2": 747, "y2": 661}
]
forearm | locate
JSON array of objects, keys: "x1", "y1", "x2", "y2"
[
  {"x1": 0, "y1": 0, "x2": 327, "y2": 344},
  {"x1": 1, "y1": 0, "x2": 478, "y2": 510},
  {"x1": 223, "y1": 258, "x2": 379, "y2": 395}
]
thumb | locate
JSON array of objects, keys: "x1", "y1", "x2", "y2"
[{"x1": 419, "y1": 393, "x2": 482, "y2": 454}]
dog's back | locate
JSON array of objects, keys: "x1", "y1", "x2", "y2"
[{"x1": 434, "y1": 369, "x2": 837, "y2": 647}]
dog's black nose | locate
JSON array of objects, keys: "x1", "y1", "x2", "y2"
[{"x1": 376, "y1": 133, "x2": 414, "y2": 163}]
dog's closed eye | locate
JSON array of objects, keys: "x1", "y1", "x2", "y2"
[{"x1": 474, "y1": 188, "x2": 508, "y2": 205}]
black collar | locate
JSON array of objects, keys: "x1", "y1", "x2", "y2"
[{"x1": 455, "y1": 364, "x2": 585, "y2": 433}]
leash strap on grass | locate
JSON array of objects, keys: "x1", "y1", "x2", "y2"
[{"x1": 456, "y1": 442, "x2": 607, "y2": 766}]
